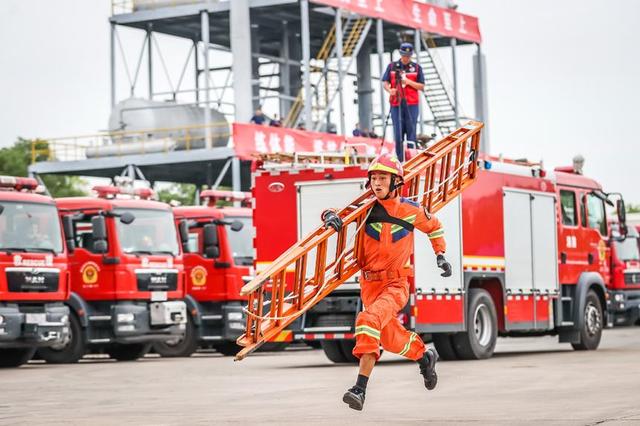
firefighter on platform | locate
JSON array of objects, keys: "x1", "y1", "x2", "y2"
[
  {"x1": 321, "y1": 153, "x2": 452, "y2": 411},
  {"x1": 382, "y1": 42, "x2": 425, "y2": 163}
]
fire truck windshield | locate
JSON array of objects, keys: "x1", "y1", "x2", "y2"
[
  {"x1": 115, "y1": 208, "x2": 179, "y2": 256},
  {"x1": 225, "y1": 216, "x2": 253, "y2": 266},
  {"x1": 614, "y1": 227, "x2": 640, "y2": 262},
  {"x1": 0, "y1": 202, "x2": 63, "y2": 253}
]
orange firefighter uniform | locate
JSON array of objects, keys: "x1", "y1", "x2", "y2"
[{"x1": 353, "y1": 195, "x2": 446, "y2": 361}]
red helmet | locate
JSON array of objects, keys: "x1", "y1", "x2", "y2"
[{"x1": 368, "y1": 154, "x2": 404, "y2": 180}]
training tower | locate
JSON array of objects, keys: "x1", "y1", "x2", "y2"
[{"x1": 29, "y1": 0, "x2": 487, "y2": 190}]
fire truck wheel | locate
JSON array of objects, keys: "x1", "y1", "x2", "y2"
[
  {"x1": 321, "y1": 340, "x2": 348, "y2": 363},
  {"x1": 151, "y1": 315, "x2": 198, "y2": 358},
  {"x1": 0, "y1": 348, "x2": 37, "y2": 368},
  {"x1": 452, "y1": 289, "x2": 497, "y2": 360},
  {"x1": 106, "y1": 343, "x2": 151, "y2": 361},
  {"x1": 37, "y1": 312, "x2": 85, "y2": 364},
  {"x1": 571, "y1": 290, "x2": 603, "y2": 351},
  {"x1": 339, "y1": 340, "x2": 360, "y2": 363},
  {"x1": 432, "y1": 334, "x2": 458, "y2": 360},
  {"x1": 212, "y1": 342, "x2": 242, "y2": 356}
]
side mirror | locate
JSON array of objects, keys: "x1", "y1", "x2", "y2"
[
  {"x1": 617, "y1": 199, "x2": 627, "y2": 227},
  {"x1": 203, "y1": 224, "x2": 219, "y2": 259},
  {"x1": 119, "y1": 211, "x2": 135, "y2": 225},
  {"x1": 62, "y1": 216, "x2": 75, "y2": 254},
  {"x1": 91, "y1": 216, "x2": 108, "y2": 254},
  {"x1": 230, "y1": 220, "x2": 244, "y2": 232},
  {"x1": 178, "y1": 220, "x2": 189, "y2": 253}
]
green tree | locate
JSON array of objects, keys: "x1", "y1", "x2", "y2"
[
  {"x1": 627, "y1": 203, "x2": 640, "y2": 214},
  {"x1": 0, "y1": 138, "x2": 86, "y2": 197},
  {"x1": 156, "y1": 183, "x2": 196, "y2": 206}
]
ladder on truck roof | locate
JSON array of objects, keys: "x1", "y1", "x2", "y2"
[{"x1": 235, "y1": 121, "x2": 484, "y2": 361}]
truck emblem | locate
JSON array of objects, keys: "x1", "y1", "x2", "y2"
[{"x1": 190, "y1": 266, "x2": 207, "y2": 286}]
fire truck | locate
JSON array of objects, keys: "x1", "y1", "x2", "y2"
[
  {"x1": 152, "y1": 190, "x2": 252, "y2": 357},
  {"x1": 0, "y1": 176, "x2": 71, "y2": 367},
  {"x1": 36, "y1": 182, "x2": 187, "y2": 363},
  {"x1": 252, "y1": 156, "x2": 628, "y2": 361},
  {"x1": 608, "y1": 221, "x2": 640, "y2": 325}
]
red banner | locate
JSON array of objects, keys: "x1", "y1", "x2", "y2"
[
  {"x1": 311, "y1": 0, "x2": 481, "y2": 44},
  {"x1": 232, "y1": 123, "x2": 395, "y2": 160}
]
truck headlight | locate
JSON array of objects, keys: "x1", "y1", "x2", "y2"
[
  {"x1": 117, "y1": 313, "x2": 135, "y2": 323},
  {"x1": 60, "y1": 315, "x2": 69, "y2": 325},
  {"x1": 614, "y1": 294, "x2": 624, "y2": 302},
  {"x1": 118, "y1": 324, "x2": 136, "y2": 332},
  {"x1": 227, "y1": 312, "x2": 244, "y2": 321},
  {"x1": 0, "y1": 315, "x2": 4, "y2": 325}
]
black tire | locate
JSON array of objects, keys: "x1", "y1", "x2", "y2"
[
  {"x1": 0, "y1": 348, "x2": 36, "y2": 368},
  {"x1": 338, "y1": 340, "x2": 360, "y2": 363},
  {"x1": 213, "y1": 342, "x2": 241, "y2": 356},
  {"x1": 321, "y1": 340, "x2": 348, "y2": 363},
  {"x1": 432, "y1": 333, "x2": 458, "y2": 360},
  {"x1": 152, "y1": 315, "x2": 198, "y2": 358},
  {"x1": 37, "y1": 312, "x2": 85, "y2": 364},
  {"x1": 106, "y1": 343, "x2": 151, "y2": 361},
  {"x1": 452, "y1": 288, "x2": 498, "y2": 360},
  {"x1": 572, "y1": 290, "x2": 603, "y2": 351}
]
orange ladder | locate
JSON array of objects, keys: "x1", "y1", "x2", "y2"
[{"x1": 235, "y1": 121, "x2": 484, "y2": 360}]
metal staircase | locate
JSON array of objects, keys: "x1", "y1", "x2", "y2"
[
  {"x1": 283, "y1": 16, "x2": 372, "y2": 129},
  {"x1": 418, "y1": 35, "x2": 458, "y2": 136},
  {"x1": 235, "y1": 121, "x2": 484, "y2": 360}
]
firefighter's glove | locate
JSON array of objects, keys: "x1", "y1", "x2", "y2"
[
  {"x1": 436, "y1": 254, "x2": 452, "y2": 278},
  {"x1": 321, "y1": 209, "x2": 343, "y2": 233}
]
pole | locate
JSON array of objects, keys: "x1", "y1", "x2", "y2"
[
  {"x1": 451, "y1": 36, "x2": 459, "y2": 127},
  {"x1": 376, "y1": 19, "x2": 385, "y2": 132},
  {"x1": 414, "y1": 30, "x2": 423, "y2": 136},
  {"x1": 201, "y1": 10, "x2": 212, "y2": 149},
  {"x1": 300, "y1": 0, "x2": 312, "y2": 129},
  {"x1": 335, "y1": 8, "x2": 346, "y2": 136},
  {"x1": 110, "y1": 22, "x2": 116, "y2": 108},
  {"x1": 194, "y1": 39, "x2": 200, "y2": 102},
  {"x1": 473, "y1": 43, "x2": 490, "y2": 153},
  {"x1": 147, "y1": 24, "x2": 153, "y2": 99}
]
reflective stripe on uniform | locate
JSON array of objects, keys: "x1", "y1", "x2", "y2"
[
  {"x1": 355, "y1": 325, "x2": 381, "y2": 340},
  {"x1": 398, "y1": 332, "x2": 418, "y2": 356},
  {"x1": 428, "y1": 229, "x2": 444, "y2": 239},
  {"x1": 391, "y1": 214, "x2": 417, "y2": 234}
]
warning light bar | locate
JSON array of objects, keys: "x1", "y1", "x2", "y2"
[
  {"x1": 92, "y1": 185, "x2": 155, "y2": 200},
  {"x1": 0, "y1": 176, "x2": 41, "y2": 192},
  {"x1": 201, "y1": 190, "x2": 251, "y2": 207}
]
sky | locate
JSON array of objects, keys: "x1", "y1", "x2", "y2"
[{"x1": 0, "y1": 0, "x2": 639, "y2": 203}]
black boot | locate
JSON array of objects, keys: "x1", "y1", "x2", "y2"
[
  {"x1": 342, "y1": 386, "x2": 366, "y2": 411},
  {"x1": 418, "y1": 348, "x2": 438, "y2": 390}
]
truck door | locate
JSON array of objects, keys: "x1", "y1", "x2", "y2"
[
  {"x1": 71, "y1": 215, "x2": 117, "y2": 300},
  {"x1": 583, "y1": 192, "x2": 610, "y2": 282},
  {"x1": 296, "y1": 179, "x2": 365, "y2": 290},
  {"x1": 503, "y1": 189, "x2": 558, "y2": 330}
]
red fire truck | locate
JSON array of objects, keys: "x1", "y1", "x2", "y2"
[
  {"x1": 0, "y1": 176, "x2": 71, "y2": 367},
  {"x1": 36, "y1": 184, "x2": 188, "y2": 363},
  {"x1": 608, "y1": 221, "x2": 640, "y2": 325},
  {"x1": 252, "y1": 156, "x2": 628, "y2": 361},
  {"x1": 152, "y1": 190, "x2": 252, "y2": 357}
]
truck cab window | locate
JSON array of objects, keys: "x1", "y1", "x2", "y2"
[
  {"x1": 560, "y1": 190, "x2": 577, "y2": 226},
  {"x1": 75, "y1": 217, "x2": 101, "y2": 254},
  {"x1": 587, "y1": 193, "x2": 608, "y2": 236}
]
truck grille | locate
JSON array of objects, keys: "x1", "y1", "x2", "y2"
[
  {"x1": 136, "y1": 269, "x2": 178, "y2": 291},
  {"x1": 6, "y1": 268, "x2": 60, "y2": 293},
  {"x1": 624, "y1": 272, "x2": 640, "y2": 285}
]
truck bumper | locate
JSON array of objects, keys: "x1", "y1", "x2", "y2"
[
  {"x1": 0, "y1": 303, "x2": 70, "y2": 348},
  {"x1": 111, "y1": 301, "x2": 187, "y2": 344},
  {"x1": 609, "y1": 290, "x2": 640, "y2": 325}
]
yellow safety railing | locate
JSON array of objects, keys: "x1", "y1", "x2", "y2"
[
  {"x1": 112, "y1": 0, "x2": 202, "y2": 15},
  {"x1": 31, "y1": 122, "x2": 230, "y2": 164}
]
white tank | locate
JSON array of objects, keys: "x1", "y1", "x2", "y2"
[{"x1": 87, "y1": 98, "x2": 229, "y2": 158}]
